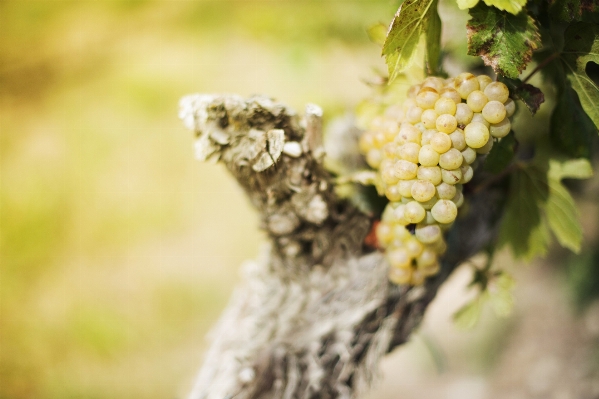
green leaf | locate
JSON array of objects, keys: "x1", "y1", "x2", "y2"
[
  {"x1": 550, "y1": 87, "x2": 596, "y2": 158},
  {"x1": 457, "y1": 0, "x2": 480, "y2": 9},
  {"x1": 482, "y1": 0, "x2": 527, "y2": 14},
  {"x1": 546, "y1": 179, "x2": 583, "y2": 252},
  {"x1": 467, "y1": 4, "x2": 541, "y2": 79},
  {"x1": 560, "y1": 22, "x2": 599, "y2": 130},
  {"x1": 425, "y1": 0, "x2": 442, "y2": 76},
  {"x1": 367, "y1": 23, "x2": 388, "y2": 47},
  {"x1": 544, "y1": 158, "x2": 593, "y2": 252},
  {"x1": 498, "y1": 164, "x2": 551, "y2": 260},
  {"x1": 453, "y1": 296, "x2": 485, "y2": 329},
  {"x1": 383, "y1": 0, "x2": 439, "y2": 82},
  {"x1": 484, "y1": 132, "x2": 516, "y2": 174},
  {"x1": 549, "y1": 0, "x2": 599, "y2": 24},
  {"x1": 549, "y1": 158, "x2": 593, "y2": 180},
  {"x1": 500, "y1": 77, "x2": 545, "y2": 115},
  {"x1": 488, "y1": 272, "x2": 515, "y2": 317}
]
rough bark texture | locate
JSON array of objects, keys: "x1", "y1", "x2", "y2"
[{"x1": 178, "y1": 94, "x2": 504, "y2": 399}]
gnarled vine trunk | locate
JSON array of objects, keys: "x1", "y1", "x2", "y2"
[{"x1": 178, "y1": 94, "x2": 504, "y2": 399}]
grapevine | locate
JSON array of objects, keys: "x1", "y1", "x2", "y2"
[{"x1": 359, "y1": 74, "x2": 514, "y2": 286}]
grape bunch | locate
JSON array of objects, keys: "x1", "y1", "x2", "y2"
[{"x1": 359, "y1": 73, "x2": 514, "y2": 286}]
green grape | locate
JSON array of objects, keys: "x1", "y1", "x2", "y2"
[
  {"x1": 422, "y1": 76, "x2": 445, "y2": 93},
  {"x1": 387, "y1": 247, "x2": 412, "y2": 269},
  {"x1": 455, "y1": 72, "x2": 480, "y2": 99},
  {"x1": 475, "y1": 136, "x2": 494, "y2": 154},
  {"x1": 466, "y1": 90, "x2": 488, "y2": 113},
  {"x1": 398, "y1": 179, "x2": 416, "y2": 198},
  {"x1": 421, "y1": 129, "x2": 436, "y2": 145},
  {"x1": 413, "y1": 122, "x2": 427, "y2": 133},
  {"x1": 482, "y1": 100, "x2": 507, "y2": 124},
  {"x1": 404, "y1": 237, "x2": 424, "y2": 257},
  {"x1": 440, "y1": 87, "x2": 462, "y2": 105},
  {"x1": 461, "y1": 147, "x2": 477, "y2": 165},
  {"x1": 418, "y1": 144, "x2": 441, "y2": 166},
  {"x1": 419, "y1": 262, "x2": 440, "y2": 277},
  {"x1": 476, "y1": 75, "x2": 493, "y2": 91},
  {"x1": 490, "y1": 118, "x2": 511, "y2": 138},
  {"x1": 411, "y1": 180, "x2": 436, "y2": 202},
  {"x1": 407, "y1": 85, "x2": 421, "y2": 98},
  {"x1": 385, "y1": 184, "x2": 403, "y2": 202},
  {"x1": 416, "y1": 87, "x2": 440, "y2": 109},
  {"x1": 464, "y1": 122, "x2": 490, "y2": 148},
  {"x1": 382, "y1": 142, "x2": 399, "y2": 159},
  {"x1": 459, "y1": 164, "x2": 474, "y2": 184},
  {"x1": 411, "y1": 269, "x2": 426, "y2": 286},
  {"x1": 439, "y1": 148, "x2": 464, "y2": 170},
  {"x1": 406, "y1": 105, "x2": 423, "y2": 124},
  {"x1": 483, "y1": 81, "x2": 510, "y2": 103},
  {"x1": 430, "y1": 132, "x2": 452, "y2": 153},
  {"x1": 416, "y1": 248, "x2": 437, "y2": 268},
  {"x1": 436, "y1": 182, "x2": 457, "y2": 199},
  {"x1": 434, "y1": 97, "x2": 457, "y2": 115},
  {"x1": 431, "y1": 199, "x2": 458, "y2": 224},
  {"x1": 376, "y1": 221, "x2": 394, "y2": 247},
  {"x1": 415, "y1": 223, "x2": 442, "y2": 244},
  {"x1": 388, "y1": 267, "x2": 412, "y2": 285},
  {"x1": 392, "y1": 224, "x2": 412, "y2": 241},
  {"x1": 404, "y1": 200, "x2": 427, "y2": 223},
  {"x1": 441, "y1": 167, "x2": 462, "y2": 185},
  {"x1": 430, "y1": 237, "x2": 447, "y2": 254},
  {"x1": 397, "y1": 123, "x2": 422, "y2": 144},
  {"x1": 419, "y1": 195, "x2": 439, "y2": 210},
  {"x1": 399, "y1": 142, "x2": 421, "y2": 163},
  {"x1": 421, "y1": 109, "x2": 438, "y2": 129},
  {"x1": 392, "y1": 204, "x2": 410, "y2": 225},
  {"x1": 452, "y1": 190, "x2": 464, "y2": 208},
  {"x1": 394, "y1": 160, "x2": 418, "y2": 179},
  {"x1": 471, "y1": 112, "x2": 490, "y2": 128},
  {"x1": 455, "y1": 103, "x2": 474, "y2": 125},
  {"x1": 366, "y1": 149, "x2": 382, "y2": 168},
  {"x1": 504, "y1": 98, "x2": 516, "y2": 118},
  {"x1": 436, "y1": 114, "x2": 458, "y2": 134},
  {"x1": 381, "y1": 164, "x2": 400, "y2": 185},
  {"x1": 417, "y1": 166, "x2": 443, "y2": 185},
  {"x1": 449, "y1": 129, "x2": 467, "y2": 151}
]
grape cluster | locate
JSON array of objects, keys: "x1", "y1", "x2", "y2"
[{"x1": 359, "y1": 73, "x2": 514, "y2": 286}]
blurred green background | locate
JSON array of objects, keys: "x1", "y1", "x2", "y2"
[
  {"x1": 0, "y1": 1, "x2": 395, "y2": 398},
  {"x1": 2, "y1": 1, "x2": 599, "y2": 399}
]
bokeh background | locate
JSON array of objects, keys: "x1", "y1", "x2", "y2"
[{"x1": 1, "y1": 1, "x2": 598, "y2": 399}]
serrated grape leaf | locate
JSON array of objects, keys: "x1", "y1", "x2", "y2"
[
  {"x1": 484, "y1": 132, "x2": 516, "y2": 173},
  {"x1": 482, "y1": 0, "x2": 527, "y2": 14},
  {"x1": 368, "y1": 23, "x2": 388, "y2": 47},
  {"x1": 498, "y1": 165, "x2": 551, "y2": 260},
  {"x1": 500, "y1": 77, "x2": 545, "y2": 114},
  {"x1": 550, "y1": 87, "x2": 596, "y2": 158},
  {"x1": 383, "y1": 0, "x2": 439, "y2": 82},
  {"x1": 549, "y1": 0, "x2": 599, "y2": 24},
  {"x1": 457, "y1": 0, "x2": 480, "y2": 10},
  {"x1": 560, "y1": 22, "x2": 599, "y2": 130},
  {"x1": 467, "y1": 4, "x2": 541, "y2": 79}
]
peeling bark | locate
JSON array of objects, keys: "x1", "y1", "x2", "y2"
[{"x1": 178, "y1": 94, "x2": 504, "y2": 399}]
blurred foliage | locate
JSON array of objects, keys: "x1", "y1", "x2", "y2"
[{"x1": 0, "y1": 1, "x2": 398, "y2": 398}]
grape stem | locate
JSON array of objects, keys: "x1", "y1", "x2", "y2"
[{"x1": 521, "y1": 53, "x2": 560, "y2": 84}]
